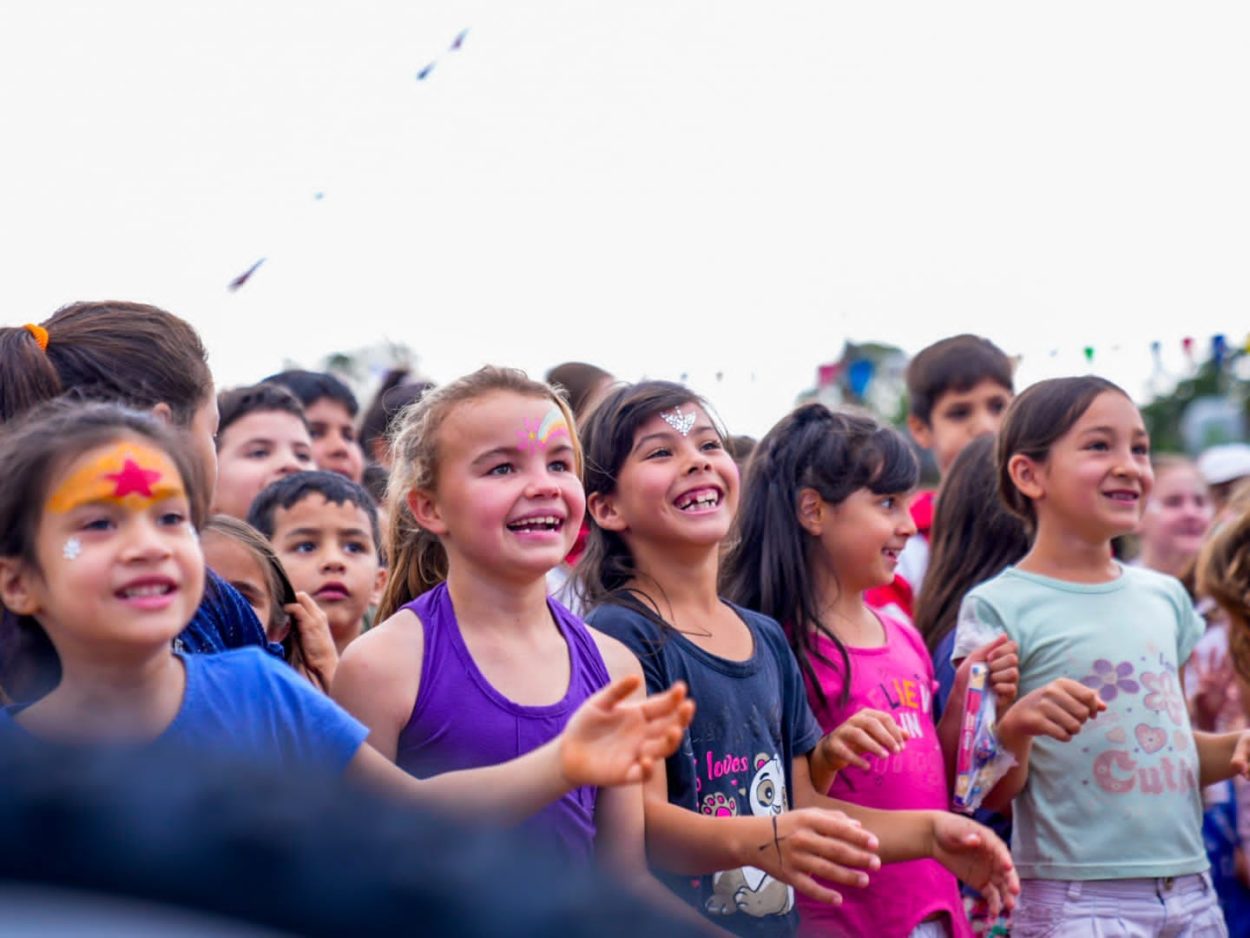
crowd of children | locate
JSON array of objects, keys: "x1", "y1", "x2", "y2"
[{"x1": 3, "y1": 303, "x2": 1250, "y2": 937}]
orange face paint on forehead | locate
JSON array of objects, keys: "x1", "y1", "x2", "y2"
[{"x1": 46, "y1": 442, "x2": 185, "y2": 514}]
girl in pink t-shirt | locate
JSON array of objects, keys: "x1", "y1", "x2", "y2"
[{"x1": 723, "y1": 404, "x2": 1018, "y2": 938}]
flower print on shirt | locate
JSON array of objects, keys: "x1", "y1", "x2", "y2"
[
  {"x1": 1081, "y1": 659, "x2": 1140, "y2": 702},
  {"x1": 1141, "y1": 670, "x2": 1186, "y2": 726}
]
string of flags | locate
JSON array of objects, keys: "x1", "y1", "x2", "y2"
[{"x1": 226, "y1": 26, "x2": 470, "y2": 292}]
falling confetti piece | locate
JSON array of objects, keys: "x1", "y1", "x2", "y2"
[
  {"x1": 450, "y1": 28, "x2": 469, "y2": 50},
  {"x1": 416, "y1": 62, "x2": 436, "y2": 81},
  {"x1": 228, "y1": 258, "x2": 266, "y2": 291},
  {"x1": 313, "y1": 192, "x2": 325, "y2": 200}
]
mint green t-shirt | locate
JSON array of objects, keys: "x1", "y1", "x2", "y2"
[{"x1": 952, "y1": 563, "x2": 1207, "y2": 881}]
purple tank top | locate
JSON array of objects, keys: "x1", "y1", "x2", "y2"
[{"x1": 396, "y1": 582, "x2": 611, "y2": 862}]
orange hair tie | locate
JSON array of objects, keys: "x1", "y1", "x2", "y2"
[{"x1": 22, "y1": 323, "x2": 49, "y2": 352}]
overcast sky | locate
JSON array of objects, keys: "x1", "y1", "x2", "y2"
[{"x1": 3, "y1": 2, "x2": 1248, "y2": 435}]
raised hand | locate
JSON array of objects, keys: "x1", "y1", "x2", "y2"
[
  {"x1": 818, "y1": 709, "x2": 907, "y2": 773},
  {"x1": 930, "y1": 812, "x2": 1019, "y2": 917},
  {"x1": 959, "y1": 634, "x2": 1019, "y2": 710},
  {"x1": 285, "y1": 591, "x2": 339, "y2": 691},
  {"x1": 557, "y1": 676, "x2": 694, "y2": 788}
]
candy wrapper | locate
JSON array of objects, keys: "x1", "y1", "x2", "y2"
[{"x1": 952, "y1": 663, "x2": 1016, "y2": 813}]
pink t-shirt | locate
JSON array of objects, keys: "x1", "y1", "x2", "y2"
[{"x1": 797, "y1": 612, "x2": 971, "y2": 938}]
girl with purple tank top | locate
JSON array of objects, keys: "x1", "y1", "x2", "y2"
[
  {"x1": 332, "y1": 368, "x2": 707, "y2": 929},
  {"x1": 396, "y1": 581, "x2": 610, "y2": 861}
]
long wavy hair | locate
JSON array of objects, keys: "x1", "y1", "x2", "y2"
[{"x1": 721, "y1": 403, "x2": 918, "y2": 706}]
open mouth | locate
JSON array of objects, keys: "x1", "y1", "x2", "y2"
[
  {"x1": 675, "y1": 488, "x2": 721, "y2": 512},
  {"x1": 506, "y1": 514, "x2": 564, "y2": 534},
  {"x1": 115, "y1": 578, "x2": 177, "y2": 608},
  {"x1": 1104, "y1": 490, "x2": 1140, "y2": 504}
]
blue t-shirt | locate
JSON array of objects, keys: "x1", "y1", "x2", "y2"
[
  {"x1": 588, "y1": 599, "x2": 822, "y2": 937},
  {"x1": 0, "y1": 648, "x2": 367, "y2": 775},
  {"x1": 952, "y1": 563, "x2": 1207, "y2": 881}
]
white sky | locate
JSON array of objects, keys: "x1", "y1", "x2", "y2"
[{"x1": 3, "y1": 2, "x2": 1249, "y2": 436}]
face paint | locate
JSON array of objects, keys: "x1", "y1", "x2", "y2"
[
  {"x1": 517, "y1": 405, "x2": 570, "y2": 453},
  {"x1": 62, "y1": 537, "x2": 82, "y2": 561},
  {"x1": 660, "y1": 407, "x2": 695, "y2": 437},
  {"x1": 47, "y1": 442, "x2": 185, "y2": 515}
]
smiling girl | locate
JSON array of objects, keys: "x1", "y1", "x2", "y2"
[{"x1": 952, "y1": 376, "x2": 1250, "y2": 937}]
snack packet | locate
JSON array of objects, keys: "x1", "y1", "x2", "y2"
[{"x1": 952, "y1": 663, "x2": 1016, "y2": 813}]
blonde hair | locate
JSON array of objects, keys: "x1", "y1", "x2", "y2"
[
  {"x1": 377, "y1": 366, "x2": 581, "y2": 620},
  {"x1": 1198, "y1": 508, "x2": 1250, "y2": 681}
]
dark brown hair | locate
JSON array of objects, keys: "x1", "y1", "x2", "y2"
[
  {"x1": 913, "y1": 435, "x2": 1030, "y2": 654},
  {"x1": 722, "y1": 403, "x2": 919, "y2": 706},
  {"x1": 0, "y1": 301, "x2": 213, "y2": 425},
  {"x1": 545, "y1": 362, "x2": 613, "y2": 424},
  {"x1": 906, "y1": 334, "x2": 1014, "y2": 426},
  {"x1": 996, "y1": 376, "x2": 1127, "y2": 527},
  {"x1": 376, "y1": 367, "x2": 580, "y2": 621},
  {"x1": 358, "y1": 369, "x2": 435, "y2": 466},
  {"x1": 0, "y1": 402, "x2": 206, "y2": 703},
  {"x1": 216, "y1": 383, "x2": 310, "y2": 446}
]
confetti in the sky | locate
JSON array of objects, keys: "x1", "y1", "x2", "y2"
[
  {"x1": 416, "y1": 28, "x2": 470, "y2": 82},
  {"x1": 228, "y1": 257, "x2": 266, "y2": 291},
  {"x1": 416, "y1": 62, "x2": 436, "y2": 81},
  {"x1": 450, "y1": 28, "x2": 469, "y2": 51}
]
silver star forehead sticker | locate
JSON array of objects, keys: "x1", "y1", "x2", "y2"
[{"x1": 661, "y1": 407, "x2": 696, "y2": 437}]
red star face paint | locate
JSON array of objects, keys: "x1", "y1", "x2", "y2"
[{"x1": 46, "y1": 443, "x2": 184, "y2": 515}]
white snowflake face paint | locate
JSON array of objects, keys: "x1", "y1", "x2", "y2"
[
  {"x1": 660, "y1": 407, "x2": 695, "y2": 437},
  {"x1": 62, "y1": 537, "x2": 82, "y2": 561}
]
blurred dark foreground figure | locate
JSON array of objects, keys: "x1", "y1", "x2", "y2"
[{"x1": 0, "y1": 741, "x2": 697, "y2": 936}]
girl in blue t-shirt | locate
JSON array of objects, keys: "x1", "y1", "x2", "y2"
[
  {"x1": 574, "y1": 380, "x2": 1019, "y2": 936},
  {"x1": 952, "y1": 375, "x2": 1250, "y2": 937},
  {"x1": 0, "y1": 401, "x2": 693, "y2": 820}
]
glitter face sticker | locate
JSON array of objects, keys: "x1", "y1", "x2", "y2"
[
  {"x1": 518, "y1": 406, "x2": 571, "y2": 453},
  {"x1": 62, "y1": 538, "x2": 82, "y2": 561},
  {"x1": 661, "y1": 407, "x2": 695, "y2": 437},
  {"x1": 47, "y1": 443, "x2": 184, "y2": 515}
]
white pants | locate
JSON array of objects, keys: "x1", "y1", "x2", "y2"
[{"x1": 1012, "y1": 874, "x2": 1227, "y2": 938}]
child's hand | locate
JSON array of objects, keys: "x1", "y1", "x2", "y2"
[
  {"x1": 998, "y1": 678, "x2": 1106, "y2": 750},
  {"x1": 1189, "y1": 646, "x2": 1235, "y2": 732},
  {"x1": 957, "y1": 634, "x2": 1019, "y2": 710},
  {"x1": 557, "y1": 676, "x2": 694, "y2": 788},
  {"x1": 751, "y1": 807, "x2": 881, "y2": 907},
  {"x1": 818, "y1": 709, "x2": 907, "y2": 773},
  {"x1": 928, "y1": 812, "x2": 1019, "y2": 918},
  {"x1": 1230, "y1": 731, "x2": 1250, "y2": 779},
  {"x1": 285, "y1": 591, "x2": 339, "y2": 690}
]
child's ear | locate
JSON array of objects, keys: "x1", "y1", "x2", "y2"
[
  {"x1": 150, "y1": 402, "x2": 175, "y2": 425},
  {"x1": 370, "y1": 566, "x2": 388, "y2": 605},
  {"x1": 406, "y1": 489, "x2": 449, "y2": 537},
  {"x1": 1008, "y1": 454, "x2": 1045, "y2": 501},
  {"x1": 0, "y1": 557, "x2": 41, "y2": 616},
  {"x1": 796, "y1": 488, "x2": 825, "y2": 536},
  {"x1": 587, "y1": 491, "x2": 628, "y2": 533},
  {"x1": 906, "y1": 414, "x2": 933, "y2": 450}
]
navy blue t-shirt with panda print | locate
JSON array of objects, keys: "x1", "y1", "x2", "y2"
[{"x1": 588, "y1": 599, "x2": 822, "y2": 937}]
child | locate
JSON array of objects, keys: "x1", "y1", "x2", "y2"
[
  {"x1": 872, "y1": 336, "x2": 1015, "y2": 621},
  {"x1": 0, "y1": 302, "x2": 268, "y2": 668},
  {"x1": 212, "y1": 383, "x2": 316, "y2": 521},
  {"x1": 953, "y1": 375, "x2": 1250, "y2": 936},
  {"x1": 248, "y1": 471, "x2": 386, "y2": 655},
  {"x1": 264, "y1": 369, "x2": 365, "y2": 484},
  {"x1": 1136, "y1": 454, "x2": 1214, "y2": 582},
  {"x1": 721, "y1": 403, "x2": 1019, "y2": 938},
  {"x1": 201, "y1": 514, "x2": 337, "y2": 691},
  {"x1": 0, "y1": 400, "x2": 695, "y2": 819},
  {"x1": 330, "y1": 366, "x2": 713, "y2": 928},
  {"x1": 576, "y1": 381, "x2": 1019, "y2": 936}
]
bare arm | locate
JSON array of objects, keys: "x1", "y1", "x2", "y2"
[{"x1": 1195, "y1": 730, "x2": 1250, "y2": 788}]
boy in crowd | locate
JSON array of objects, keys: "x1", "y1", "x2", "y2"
[
  {"x1": 213, "y1": 383, "x2": 316, "y2": 521},
  {"x1": 249, "y1": 471, "x2": 386, "y2": 655},
  {"x1": 869, "y1": 334, "x2": 1014, "y2": 620},
  {"x1": 265, "y1": 370, "x2": 365, "y2": 483}
]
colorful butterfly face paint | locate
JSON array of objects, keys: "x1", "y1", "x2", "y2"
[
  {"x1": 46, "y1": 443, "x2": 185, "y2": 515},
  {"x1": 517, "y1": 405, "x2": 570, "y2": 453}
]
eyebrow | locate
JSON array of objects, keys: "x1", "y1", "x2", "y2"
[
  {"x1": 282, "y1": 525, "x2": 372, "y2": 539},
  {"x1": 1080, "y1": 425, "x2": 1148, "y2": 437},
  {"x1": 632, "y1": 423, "x2": 716, "y2": 454},
  {"x1": 469, "y1": 441, "x2": 575, "y2": 467}
]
